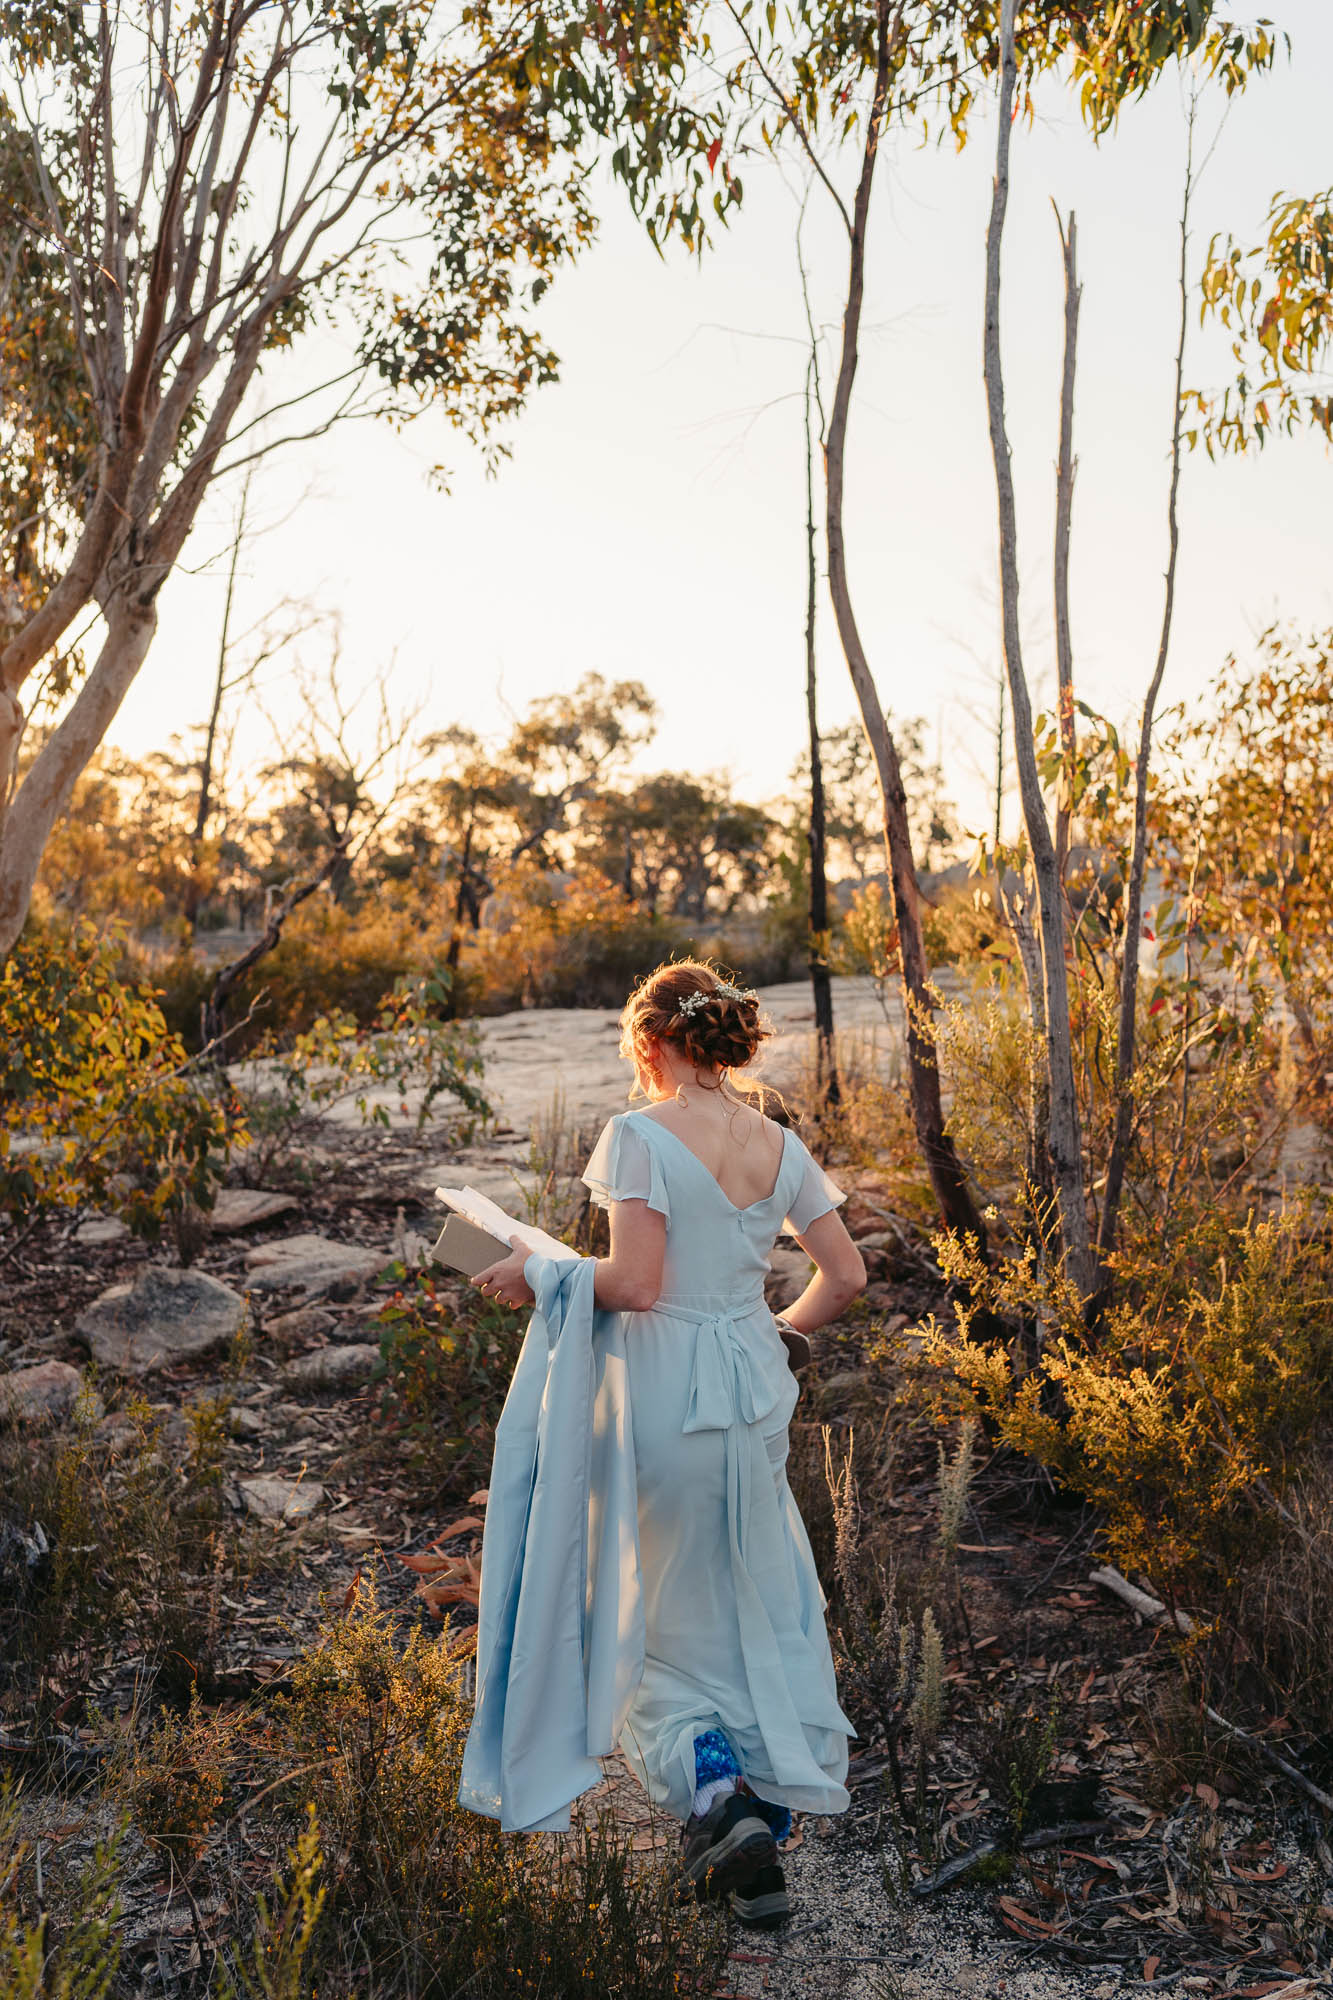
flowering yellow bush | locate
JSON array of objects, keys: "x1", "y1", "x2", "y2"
[
  {"x1": 0, "y1": 919, "x2": 234, "y2": 1239},
  {"x1": 920, "y1": 1210, "x2": 1333, "y2": 1589}
]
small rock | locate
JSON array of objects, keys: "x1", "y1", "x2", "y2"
[
  {"x1": 283, "y1": 1343, "x2": 380, "y2": 1390},
  {"x1": 766, "y1": 1244, "x2": 812, "y2": 1287},
  {"x1": 0, "y1": 1360, "x2": 102, "y2": 1427},
  {"x1": 73, "y1": 1215, "x2": 131, "y2": 1246},
  {"x1": 238, "y1": 1474, "x2": 324, "y2": 1524},
  {"x1": 210, "y1": 1189, "x2": 300, "y2": 1234},
  {"x1": 75, "y1": 1267, "x2": 247, "y2": 1376},
  {"x1": 229, "y1": 1406, "x2": 267, "y2": 1437},
  {"x1": 852, "y1": 1228, "x2": 895, "y2": 1252},
  {"x1": 265, "y1": 1305, "x2": 336, "y2": 1345},
  {"x1": 244, "y1": 1234, "x2": 389, "y2": 1299},
  {"x1": 818, "y1": 1369, "x2": 867, "y2": 1400}
]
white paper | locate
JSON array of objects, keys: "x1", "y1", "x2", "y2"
[{"x1": 434, "y1": 1185, "x2": 575, "y2": 1263}]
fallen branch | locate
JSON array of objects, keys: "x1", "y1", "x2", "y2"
[
  {"x1": 1092, "y1": 1570, "x2": 1333, "y2": 1814},
  {"x1": 1089, "y1": 1563, "x2": 1195, "y2": 1635},
  {"x1": 1202, "y1": 1705, "x2": 1333, "y2": 1816},
  {"x1": 911, "y1": 1817, "x2": 1113, "y2": 1897}
]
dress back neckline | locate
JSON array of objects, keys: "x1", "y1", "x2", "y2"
[{"x1": 627, "y1": 1109, "x2": 790, "y2": 1214}]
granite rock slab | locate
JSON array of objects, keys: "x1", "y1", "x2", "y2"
[
  {"x1": 244, "y1": 1234, "x2": 389, "y2": 1298},
  {"x1": 75, "y1": 1266, "x2": 246, "y2": 1375},
  {"x1": 209, "y1": 1189, "x2": 300, "y2": 1234}
]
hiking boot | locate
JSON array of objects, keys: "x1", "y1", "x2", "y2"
[
  {"x1": 680, "y1": 1791, "x2": 777, "y2": 1899},
  {"x1": 729, "y1": 1863, "x2": 791, "y2": 1929}
]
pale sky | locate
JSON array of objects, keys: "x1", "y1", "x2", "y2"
[{"x1": 112, "y1": 0, "x2": 1333, "y2": 843}]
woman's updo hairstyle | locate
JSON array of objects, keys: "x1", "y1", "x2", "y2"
[{"x1": 619, "y1": 959, "x2": 773, "y2": 1080}]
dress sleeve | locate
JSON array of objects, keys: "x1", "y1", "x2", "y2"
[
  {"x1": 782, "y1": 1132, "x2": 847, "y2": 1237},
  {"x1": 582, "y1": 1116, "x2": 671, "y2": 1222}
]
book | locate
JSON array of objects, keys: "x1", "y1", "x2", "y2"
[
  {"x1": 432, "y1": 1185, "x2": 574, "y2": 1269},
  {"x1": 431, "y1": 1212, "x2": 513, "y2": 1279}
]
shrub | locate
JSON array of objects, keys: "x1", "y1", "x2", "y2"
[
  {"x1": 234, "y1": 971, "x2": 489, "y2": 1179},
  {"x1": 922, "y1": 880, "x2": 1014, "y2": 969},
  {"x1": 0, "y1": 1790, "x2": 124, "y2": 2000},
  {"x1": 373, "y1": 1274, "x2": 526, "y2": 1493},
  {"x1": 0, "y1": 919, "x2": 234, "y2": 1241},
  {"x1": 459, "y1": 863, "x2": 692, "y2": 1011},
  {"x1": 1, "y1": 1394, "x2": 234, "y2": 1717},
  {"x1": 218, "y1": 1808, "x2": 325, "y2": 2000},
  {"x1": 833, "y1": 880, "x2": 899, "y2": 1016},
  {"x1": 120, "y1": 1695, "x2": 231, "y2": 1863},
  {"x1": 155, "y1": 896, "x2": 447, "y2": 1050},
  {"x1": 258, "y1": 1576, "x2": 729, "y2": 2000},
  {"x1": 921, "y1": 1211, "x2": 1333, "y2": 1657}
]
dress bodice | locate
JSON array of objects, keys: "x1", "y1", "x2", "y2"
[{"x1": 581, "y1": 1109, "x2": 844, "y2": 1312}]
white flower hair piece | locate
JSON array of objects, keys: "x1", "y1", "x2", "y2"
[{"x1": 675, "y1": 978, "x2": 758, "y2": 1021}]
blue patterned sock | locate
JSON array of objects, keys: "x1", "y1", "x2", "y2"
[{"x1": 692, "y1": 1728, "x2": 742, "y2": 1817}]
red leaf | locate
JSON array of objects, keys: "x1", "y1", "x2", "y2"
[
  {"x1": 1149, "y1": 996, "x2": 1166, "y2": 1015},
  {"x1": 706, "y1": 136, "x2": 721, "y2": 174},
  {"x1": 426, "y1": 1514, "x2": 484, "y2": 1546}
]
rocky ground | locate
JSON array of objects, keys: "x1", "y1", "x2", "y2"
[{"x1": 3, "y1": 977, "x2": 1330, "y2": 1999}]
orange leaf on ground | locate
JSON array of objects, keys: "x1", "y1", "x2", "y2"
[
  {"x1": 1143, "y1": 1958, "x2": 1161, "y2": 1982},
  {"x1": 469, "y1": 1488, "x2": 490, "y2": 1505},
  {"x1": 427, "y1": 1514, "x2": 484, "y2": 1545},
  {"x1": 418, "y1": 1580, "x2": 481, "y2": 1614},
  {"x1": 997, "y1": 1896, "x2": 1060, "y2": 1936}
]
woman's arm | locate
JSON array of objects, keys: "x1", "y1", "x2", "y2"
[
  {"x1": 595, "y1": 1198, "x2": 666, "y2": 1311},
  {"x1": 469, "y1": 1200, "x2": 666, "y2": 1314},
  {"x1": 779, "y1": 1209, "x2": 866, "y2": 1335}
]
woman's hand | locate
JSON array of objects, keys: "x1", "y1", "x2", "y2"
[{"x1": 472, "y1": 1233, "x2": 535, "y2": 1311}]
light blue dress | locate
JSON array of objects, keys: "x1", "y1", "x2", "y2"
[{"x1": 581, "y1": 1110, "x2": 854, "y2": 1824}]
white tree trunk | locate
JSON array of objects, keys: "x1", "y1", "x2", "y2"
[
  {"x1": 983, "y1": 0, "x2": 1093, "y2": 1297},
  {"x1": 0, "y1": 603, "x2": 158, "y2": 956}
]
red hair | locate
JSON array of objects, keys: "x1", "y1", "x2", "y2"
[{"x1": 619, "y1": 959, "x2": 772, "y2": 1078}]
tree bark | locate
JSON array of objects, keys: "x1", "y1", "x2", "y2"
[
  {"x1": 1094, "y1": 95, "x2": 1196, "y2": 1284},
  {"x1": 824, "y1": 0, "x2": 987, "y2": 1252},
  {"x1": 983, "y1": 0, "x2": 1092, "y2": 1296},
  {"x1": 804, "y1": 352, "x2": 839, "y2": 1110},
  {"x1": 1053, "y1": 207, "x2": 1081, "y2": 881},
  {"x1": 188, "y1": 470, "x2": 253, "y2": 933},
  {"x1": 0, "y1": 601, "x2": 158, "y2": 956},
  {"x1": 201, "y1": 844, "x2": 346, "y2": 1051}
]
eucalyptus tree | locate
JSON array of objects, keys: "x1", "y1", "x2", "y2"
[
  {"x1": 595, "y1": 0, "x2": 1277, "y2": 1275},
  {"x1": 1194, "y1": 186, "x2": 1333, "y2": 454},
  {"x1": 0, "y1": 0, "x2": 716, "y2": 960},
  {"x1": 982, "y1": 0, "x2": 1277, "y2": 1299}
]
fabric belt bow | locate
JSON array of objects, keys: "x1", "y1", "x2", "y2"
[{"x1": 655, "y1": 1300, "x2": 783, "y2": 1435}]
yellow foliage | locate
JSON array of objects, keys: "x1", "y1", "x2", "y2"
[
  {"x1": 0, "y1": 918, "x2": 235, "y2": 1236},
  {"x1": 921, "y1": 1210, "x2": 1333, "y2": 1589}
]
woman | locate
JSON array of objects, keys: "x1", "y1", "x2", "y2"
[{"x1": 471, "y1": 960, "x2": 865, "y2": 1926}]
